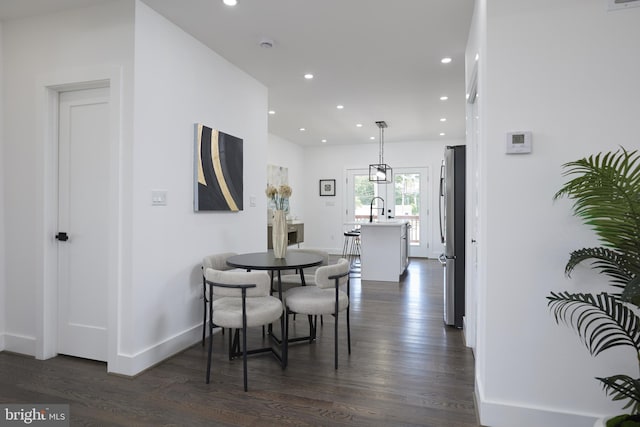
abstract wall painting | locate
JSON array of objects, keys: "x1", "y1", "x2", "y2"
[
  {"x1": 194, "y1": 123, "x2": 243, "y2": 211},
  {"x1": 266, "y1": 164, "x2": 289, "y2": 220},
  {"x1": 267, "y1": 164, "x2": 288, "y2": 188}
]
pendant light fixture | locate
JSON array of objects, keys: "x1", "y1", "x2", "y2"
[{"x1": 369, "y1": 120, "x2": 392, "y2": 183}]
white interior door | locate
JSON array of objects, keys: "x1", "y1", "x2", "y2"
[{"x1": 57, "y1": 87, "x2": 110, "y2": 361}]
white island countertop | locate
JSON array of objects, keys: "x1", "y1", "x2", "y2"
[
  {"x1": 359, "y1": 220, "x2": 410, "y2": 282},
  {"x1": 359, "y1": 220, "x2": 409, "y2": 227}
]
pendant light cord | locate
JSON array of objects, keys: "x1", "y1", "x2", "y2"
[
  {"x1": 379, "y1": 126, "x2": 384, "y2": 164},
  {"x1": 376, "y1": 120, "x2": 387, "y2": 165}
]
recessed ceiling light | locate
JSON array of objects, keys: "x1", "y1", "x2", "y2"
[
  {"x1": 440, "y1": 118, "x2": 447, "y2": 122},
  {"x1": 223, "y1": 0, "x2": 237, "y2": 6},
  {"x1": 356, "y1": 123, "x2": 363, "y2": 128},
  {"x1": 440, "y1": 132, "x2": 446, "y2": 136},
  {"x1": 441, "y1": 57, "x2": 452, "y2": 64},
  {"x1": 336, "y1": 105, "x2": 344, "y2": 110},
  {"x1": 440, "y1": 96, "x2": 448, "y2": 101},
  {"x1": 268, "y1": 110, "x2": 275, "y2": 115},
  {"x1": 321, "y1": 139, "x2": 327, "y2": 143},
  {"x1": 369, "y1": 136, "x2": 376, "y2": 140},
  {"x1": 304, "y1": 73, "x2": 314, "y2": 80},
  {"x1": 299, "y1": 127, "x2": 306, "y2": 131}
]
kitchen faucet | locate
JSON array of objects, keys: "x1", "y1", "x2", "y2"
[{"x1": 369, "y1": 196, "x2": 385, "y2": 222}]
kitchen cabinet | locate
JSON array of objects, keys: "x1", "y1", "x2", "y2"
[{"x1": 359, "y1": 220, "x2": 410, "y2": 282}]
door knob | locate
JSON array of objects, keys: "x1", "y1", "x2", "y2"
[{"x1": 55, "y1": 232, "x2": 69, "y2": 242}]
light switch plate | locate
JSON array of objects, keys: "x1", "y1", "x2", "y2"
[{"x1": 151, "y1": 190, "x2": 167, "y2": 206}]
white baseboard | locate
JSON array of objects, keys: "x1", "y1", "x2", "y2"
[
  {"x1": 475, "y1": 381, "x2": 601, "y2": 427},
  {"x1": 3, "y1": 333, "x2": 36, "y2": 356},
  {"x1": 1, "y1": 326, "x2": 218, "y2": 379},
  {"x1": 108, "y1": 324, "x2": 215, "y2": 376}
]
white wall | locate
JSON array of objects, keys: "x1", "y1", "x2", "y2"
[
  {"x1": 1, "y1": 0, "x2": 135, "y2": 357},
  {"x1": 1, "y1": 0, "x2": 269, "y2": 376},
  {"x1": 277, "y1": 139, "x2": 458, "y2": 257},
  {"x1": 0, "y1": 22, "x2": 5, "y2": 350},
  {"x1": 472, "y1": 1, "x2": 640, "y2": 425},
  {"x1": 125, "y1": 2, "x2": 268, "y2": 373}
]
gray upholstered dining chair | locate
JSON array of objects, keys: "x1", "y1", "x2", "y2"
[
  {"x1": 201, "y1": 252, "x2": 238, "y2": 345},
  {"x1": 283, "y1": 258, "x2": 351, "y2": 369},
  {"x1": 279, "y1": 248, "x2": 330, "y2": 325},
  {"x1": 204, "y1": 268, "x2": 284, "y2": 391},
  {"x1": 278, "y1": 248, "x2": 330, "y2": 290}
]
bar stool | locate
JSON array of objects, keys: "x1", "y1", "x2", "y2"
[{"x1": 342, "y1": 228, "x2": 361, "y2": 275}]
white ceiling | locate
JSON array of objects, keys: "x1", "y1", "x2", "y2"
[
  {"x1": 0, "y1": 0, "x2": 107, "y2": 21},
  {"x1": 0, "y1": 0, "x2": 474, "y2": 146}
]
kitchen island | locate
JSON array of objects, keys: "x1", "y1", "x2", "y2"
[{"x1": 359, "y1": 220, "x2": 410, "y2": 282}]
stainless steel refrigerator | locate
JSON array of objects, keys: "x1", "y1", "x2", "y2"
[{"x1": 438, "y1": 145, "x2": 465, "y2": 328}]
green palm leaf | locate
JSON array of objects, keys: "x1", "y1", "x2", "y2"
[
  {"x1": 622, "y1": 276, "x2": 640, "y2": 306},
  {"x1": 551, "y1": 147, "x2": 640, "y2": 413},
  {"x1": 565, "y1": 247, "x2": 636, "y2": 289},
  {"x1": 597, "y1": 375, "x2": 640, "y2": 413},
  {"x1": 554, "y1": 147, "x2": 640, "y2": 258},
  {"x1": 547, "y1": 292, "x2": 640, "y2": 356}
]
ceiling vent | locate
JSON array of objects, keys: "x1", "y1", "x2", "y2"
[{"x1": 607, "y1": 0, "x2": 640, "y2": 11}]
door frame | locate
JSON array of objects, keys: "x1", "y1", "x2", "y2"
[
  {"x1": 35, "y1": 66, "x2": 123, "y2": 372},
  {"x1": 465, "y1": 62, "x2": 480, "y2": 350},
  {"x1": 390, "y1": 167, "x2": 430, "y2": 258}
]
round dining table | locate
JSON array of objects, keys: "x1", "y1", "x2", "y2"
[{"x1": 226, "y1": 251, "x2": 324, "y2": 299}]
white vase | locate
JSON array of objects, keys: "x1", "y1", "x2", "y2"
[{"x1": 272, "y1": 210, "x2": 288, "y2": 258}]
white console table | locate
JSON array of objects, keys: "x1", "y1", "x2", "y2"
[{"x1": 267, "y1": 221, "x2": 304, "y2": 249}]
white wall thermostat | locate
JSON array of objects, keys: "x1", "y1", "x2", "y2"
[{"x1": 506, "y1": 131, "x2": 532, "y2": 154}]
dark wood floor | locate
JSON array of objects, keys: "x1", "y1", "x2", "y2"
[{"x1": 0, "y1": 258, "x2": 479, "y2": 426}]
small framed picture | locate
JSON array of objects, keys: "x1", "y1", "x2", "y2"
[{"x1": 319, "y1": 179, "x2": 336, "y2": 196}]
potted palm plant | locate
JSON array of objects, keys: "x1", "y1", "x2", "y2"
[{"x1": 548, "y1": 147, "x2": 640, "y2": 427}]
